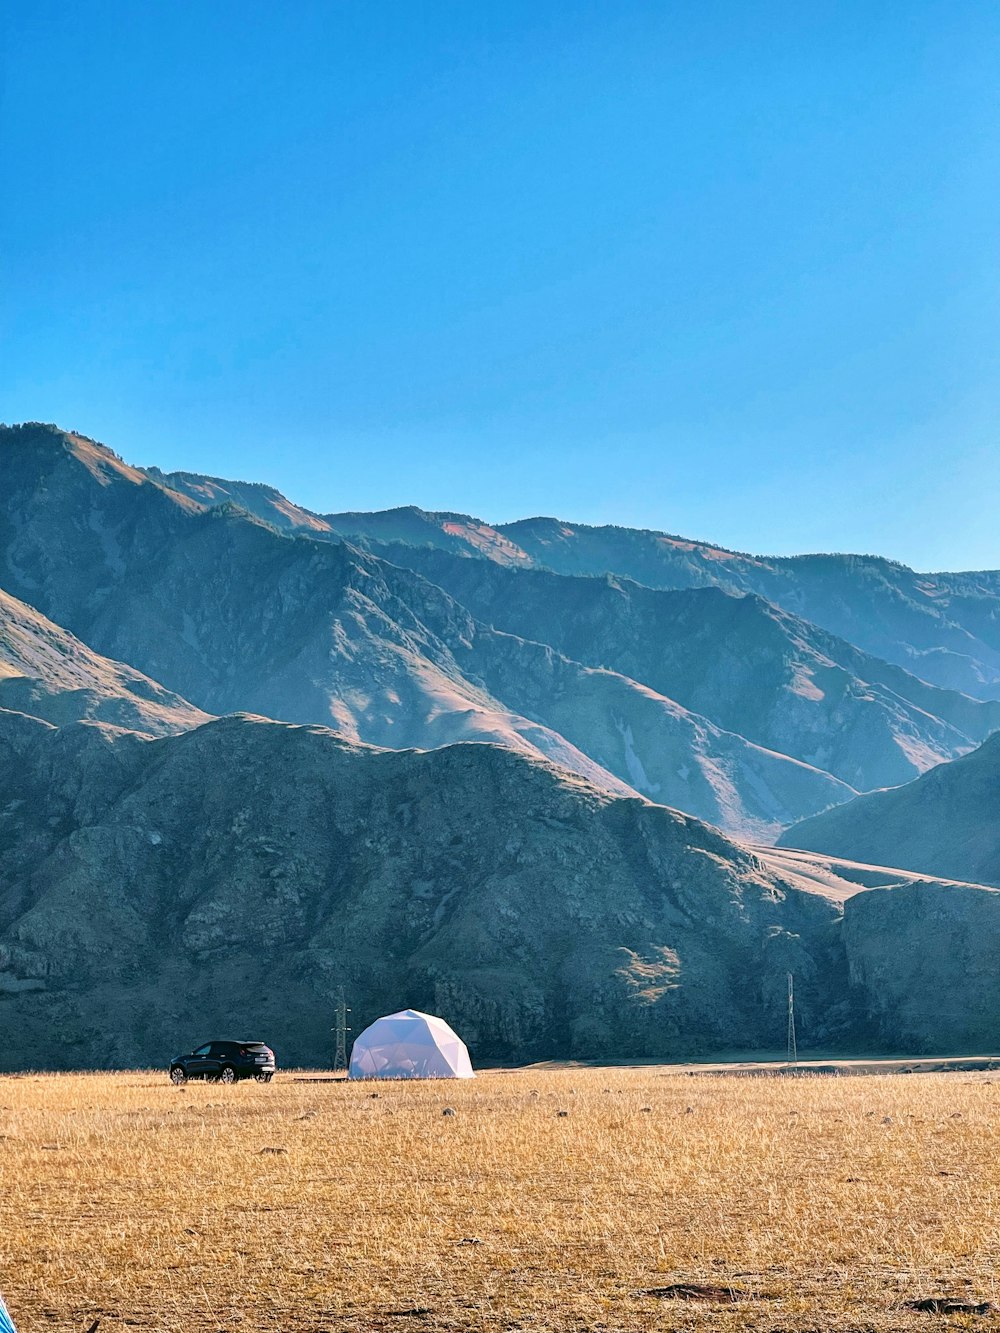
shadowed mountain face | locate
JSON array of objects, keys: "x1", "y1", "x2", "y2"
[
  {"x1": 322, "y1": 508, "x2": 1000, "y2": 701},
  {"x1": 124, "y1": 457, "x2": 1000, "y2": 796},
  {"x1": 843, "y1": 881, "x2": 1000, "y2": 1051},
  {"x1": 780, "y1": 731, "x2": 1000, "y2": 889},
  {"x1": 0, "y1": 707, "x2": 994, "y2": 1069}
]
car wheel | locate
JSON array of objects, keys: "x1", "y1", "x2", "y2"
[
  {"x1": 255, "y1": 1072, "x2": 273, "y2": 1083},
  {"x1": 219, "y1": 1065, "x2": 237, "y2": 1085},
  {"x1": 169, "y1": 1066, "x2": 186, "y2": 1085}
]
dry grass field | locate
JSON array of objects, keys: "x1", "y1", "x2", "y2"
[{"x1": 1, "y1": 1067, "x2": 998, "y2": 1333}]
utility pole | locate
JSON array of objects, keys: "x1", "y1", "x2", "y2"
[
  {"x1": 333, "y1": 986, "x2": 351, "y2": 1073},
  {"x1": 786, "y1": 972, "x2": 798, "y2": 1070}
]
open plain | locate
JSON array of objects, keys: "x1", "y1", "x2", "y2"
[{"x1": 2, "y1": 1067, "x2": 999, "y2": 1333}]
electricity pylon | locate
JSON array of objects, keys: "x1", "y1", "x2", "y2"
[{"x1": 333, "y1": 986, "x2": 351, "y2": 1072}]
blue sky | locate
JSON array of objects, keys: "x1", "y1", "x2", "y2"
[{"x1": 2, "y1": 2, "x2": 999, "y2": 568}]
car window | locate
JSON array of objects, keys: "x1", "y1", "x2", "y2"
[
  {"x1": 192, "y1": 1044, "x2": 211, "y2": 1056},
  {"x1": 209, "y1": 1043, "x2": 230, "y2": 1056}
]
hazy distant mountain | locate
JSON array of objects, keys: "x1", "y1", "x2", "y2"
[
  {"x1": 363, "y1": 545, "x2": 1000, "y2": 792},
  {"x1": 0, "y1": 586, "x2": 208, "y2": 736},
  {"x1": 326, "y1": 505, "x2": 533, "y2": 565},
  {"x1": 780, "y1": 731, "x2": 1000, "y2": 888},
  {"x1": 322, "y1": 508, "x2": 1000, "y2": 700},
  {"x1": 498, "y1": 518, "x2": 1000, "y2": 701},
  {"x1": 141, "y1": 470, "x2": 1000, "y2": 702},
  {"x1": 140, "y1": 454, "x2": 1000, "y2": 732},
  {"x1": 2, "y1": 706, "x2": 995, "y2": 1068},
  {"x1": 138, "y1": 449, "x2": 1000, "y2": 796}
]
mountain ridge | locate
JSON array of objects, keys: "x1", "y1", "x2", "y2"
[
  {"x1": 136, "y1": 450, "x2": 1000, "y2": 699},
  {"x1": 0, "y1": 585, "x2": 209, "y2": 736},
  {"x1": 2, "y1": 422, "x2": 920, "y2": 837},
  {"x1": 5, "y1": 423, "x2": 996, "y2": 832},
  {"x1": 2, "y1": 705, "x2": 995, "y2": 1067}
]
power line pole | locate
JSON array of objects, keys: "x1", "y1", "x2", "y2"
[
  {"x1": 786, "y1": 972, "x2": 798, "y2": 1070},
  {"x1": 333, "y1": 986, "x2": 351, "y2": 1073}
]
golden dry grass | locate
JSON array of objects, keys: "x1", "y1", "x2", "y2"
[{"x1": 1, "y1": 1067, "x2": 998, "y2": 1332}]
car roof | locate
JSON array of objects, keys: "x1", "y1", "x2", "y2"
[{"x1": 199, "y1": 1039, "x2": 267, "y2": 1044}]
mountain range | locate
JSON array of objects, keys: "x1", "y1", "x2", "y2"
[
  {"x1": 148, "y1": 467, "x2": 1000, "y2": 700},
  {"x1": 1, "y1": 421, "x2": 999, "y2": 1065}
]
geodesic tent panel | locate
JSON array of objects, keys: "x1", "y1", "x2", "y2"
[
  {"x1": 348, "y1": 1009, "x2": 474, "y2": 1080},
  {"x1": 0, "y1": 1294, "x2": 16, "y2": 1333}
]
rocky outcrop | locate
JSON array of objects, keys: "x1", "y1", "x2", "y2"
[{"x1": 842, "y1": 882, "x2": 1000, "y2": 1051}]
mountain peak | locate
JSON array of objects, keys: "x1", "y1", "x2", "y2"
[
  {"x1": 0, "y1": 422, "x2": 147, "y2": 487},
  {"x1": 146, "y1": 465, "x2": 335, "y2": 534},
  {"x1": 0, "y1": 422, "x2": 208, "y2": 516}
]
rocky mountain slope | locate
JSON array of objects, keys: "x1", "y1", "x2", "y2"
[
  {"x1": 843, "y1": 880, "x2": 1000, "y2": 1051},
  {"x1": 0, "y1": 425, "x2": 643, "y2": 798},
  {"x1": 780, "y1": 732, "x2": 1000, "y2": 889},
  {"x1": 0, "y1": 706, "x2": 994, "y2": 1068},
  {"x1": 0, "y1": 586, "x2": 208, "y2": 735},
  {"x1": 5, "y1": 424, "x2": 996, "y2": 834},
  {"x1": 452, "y1": 627, "x2": 855, "y2": 837}
]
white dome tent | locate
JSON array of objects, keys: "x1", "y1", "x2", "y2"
[
  {"x1": 0, "y1": 1293, "x2": 16, "y2": 1333},
  {"x1": 348, "y1": 1009, "x2": 474, "y2": 1080}
]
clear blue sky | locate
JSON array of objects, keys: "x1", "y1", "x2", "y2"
[{"x1": 3, "y1": 3, "x2": 999, "y2": 569}]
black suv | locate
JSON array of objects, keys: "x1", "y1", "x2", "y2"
[{"x1": 169, "y1": 1040, "x2": 276, "y2": 1084}]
